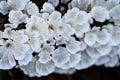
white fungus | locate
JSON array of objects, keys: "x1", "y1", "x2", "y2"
[{"x1": 0, "y1": 0, "x2": 120, "y2": 77}]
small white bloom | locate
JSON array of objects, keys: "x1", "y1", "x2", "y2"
[
  {"x1": 66, "y1": 37, "x2": 81, "y2": 54},
  {"x1": 0, "y1": 1, "x2": 9, "y2": 15},
  {"x1": 25, "y1": 30, "x2": 40, "y2": 52},
  {"x1": 75, "y1": 52, "x2": 96, "y2": 70},
  {"x1": 64, "y1": 8, "x2": 79, "y2": 24},
  {"x1": 96, "y1": 29, "x2": 111, "y2": 45},
  {"x1": 26, "y1": 15, "x2": 49, "y2": 42},
  {"x1": 49, "y1": 11, "x2": 61, "y2": 28},
  {"x1": 8, "y1": 0, "x2": 26, "y2": 10},
  {"x1": 48, "y1": 0, "x2": 59, "y2": 7},
  {"x1": 41, "y1": 2, "x2": 55, "y2": 13},
  {"x1": 86, "y1": 47, "x2": 101, "y2": 58},
  {"x1": 25, "y1": 1, "x2": 39, "y2": 15},
  {"x1": 58, "y1": 54, "x2": 81, "y2": 69},
  {"x1": 38, "y1": 44, "x2": 55, "y2": 64},
  {"x1": 90, "y1": 6, "x2": 109, "y2": 22},
  {"x1": 84, "y1": 32, "x2": 97, "y2": 46},
  {"x1": 74, "y1": 11, "x2": 90, "y2": 25},
  {"x1": 110, "y1": 5, "x2": 120, "y2": 25},
  {"x1": 20, "y1": 57, "x2": 40, "y2": 77},
  {"x1": 9, "y1": 10, "x2": 28, "y2": 25},
  {"x1": 52, "y1": 47, "x2": 70, "y2": 66},
  {"x1": 18, "y1": 48, "x2": 33, "y2": 66},
  {"x1": 0, "y1": 39, "x2": 29, "y2": 69},
  {"x1": 110, "y1": 26, "x2": 120, "y2": 46},
  {"x1": 36, "y1": 60, "x2": 55, "y2": 76},
  {"x1": 96, "y1": 44, "x2": 112, "y2": 56}
]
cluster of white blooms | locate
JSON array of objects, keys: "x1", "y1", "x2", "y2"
[{"x1": 0, "y1": 0, "x2": 120, "y2": 77}]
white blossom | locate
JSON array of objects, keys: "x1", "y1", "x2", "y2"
[
  {"x1": 41, "y1": 2, "x2": 55, "y2": 13},
  {"x1": 52, "y1": 47, "x2": 70, "y2": 66},
  {"x1": 48, "y1": 0, "x2": 59, "y2": 7},
  {"x1": 25, "y1": 1, "x2": 39, "y2": 15},
  {"x1": 84, "y1": 32, "x2": 97, "y2": 46},
  {"x1": 0, "y1": 39, "x2": 29, "y2": 69},
  {"x1": 9, "y1": 10, "x2": 28, "y2": 25},
  {"x1": 66, "y1": 37, "x2": 81, "y2": 54},
  {"x1": 8, "y1": 0, "x2": 26, "y2": 11},
  {"x1": 90, "y1": 6, "x2": 109, "y2": 22},
  {"x1": 0, "y1": 1, "x2": 9, "y2": 15}
]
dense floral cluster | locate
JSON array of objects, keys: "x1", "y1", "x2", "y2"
[{"x1": 0, "y1": 0, "x2": 120, "y2": 77}]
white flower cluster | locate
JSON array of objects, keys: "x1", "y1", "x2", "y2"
[{"x1": 0, "y1": 0, "x2": 120, "y2": 77}]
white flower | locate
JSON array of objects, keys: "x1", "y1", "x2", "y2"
[
  {"x1": 96, "y1": 48, "x2": 119, "y2": 67},
  {"x1": 110, "y1": 26, "x2": 120, "y2": 46},
  {"x1": 90, "y1": 6, "x2": 109, "y2": 22},
  {"x1": 41, "y1": 13, "x2": 49, "y2": 20},
  {"x1": 52, "y1": 47, "x2": 70, "y2": 66},
  {"x1": 0, "y1": 1, "x2": 9, "y2": 15},
  {"x1": 3, "y1": 28, "x2": 28, "y2": 43},
  {"x1": 48, "y1": 0, "x2": 59, "y2": 7},
  {"x1": 74, "y1": 11, "x2": 90, "y2": 25},
  {"x1": 105, "y1": 53, "x2": 118, "y2": 67},
  {"x1": 26, "y1": 15, "x2": 49, "y2": 42},
  {"x1": 57, "y1": 54, "x2": 81, "y2": 69},
  {"x1": 38, "y1": 44, "x2": 55, "y2": 64},
  {"x1": 64, "y1": 8, "x2": 79, "y2": 24},
  {"x1": 96, "y1": 29, "x2": 111, "y2": 45},
  {"x1": 96, "y1": 44, "x2": 112, "y2": 56},
  {"x1": 24, "y1": 1, "x2": 39, "y2": 15},
  {"x1": 106, "y1": 0, "x2": 120, "y2": 10},
  {"x1": 84, "y1": 32, "x2": 97, "y2": 46},
  {"x1": 73, "y1": 22, "x2": 90, "y2": 38},
  {"x1": 56, "y1": 23, "x2": 75, "y2": 37},
  {"x1": 71, "y1": 0, "x2": 92, "y2": 10},
  {"x1": 25, "y1": 30, "x2": 40, "y2": 52},
  {"x1": 77, "y1": 41, "x2": 86, "y2": 51},
  {"x1": 36, "y1": 60, "x2": 55, "y2": 76},
  {"x1": 110, "y1": 5, "x2": 120, "y2": 25},
  {"x1": 48, "y1": 11, "x2": 61, "y2": 28},
  {"x1": 75, "y1": 52, "x2": 96, "y2": 70},
  {"x1": 41, "y1": 2, "x2": 55, "y2": 13},
  {"x1": 18, "y1": 48, "x2": 33, "y2": 66},
  {"x1": 9, "y1": 10, "x2": 28, "y2": 25},
  {"x1": 20, "y1": 57, "x2": 40, "y2": 77},
  {"x1": 0, "y1": 46, "x2": 16, "y2": 69},
  {"x1": 86, "y1": 47, "x2": 101, "y2": 58},
  {"x1": 66, "y1": 37, "x2": 81, "y2": 54},
  {"x1": 8, "y1": 0, "x2": 26, "y2": 10},
  {"x1": 21, "y1": 56, "x2": 55, "y2": 77},
  {"x1": 0, "y1": 39, "x2": 29, "y2": 69}
]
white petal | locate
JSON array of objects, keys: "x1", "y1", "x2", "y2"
[
  {"x1": 13, "y1": 43, "x2": 29, "y2": 60},
  {"x1": 66, "y1": 37, "x2": 81, "y2": 54},
  {"x1": 96, "y1": 29, "x2": 111, "y2": 45},
  {"x1": 25, "y1": 1, "x2": 39, "y2": 15},
  {"x1": 90, "y1": 6, "x2": 109, "y2": 22},
  {"x1": 84, "y1": 32, "x2": 97, "y2": 46},
  {"x1": 52, "y1": 47, "x2": 70, "y2": 66},
  {"x1": 36, "y1": 61, "x2": 55, "y2": 76},
  {"x1": 41, "y1": 2, "x2": 54, "y2": 13},
  {"x1": 96, "y1": 44, "x2": 112, "y2": 56},
  {"x1": 48, "y1": 0, "x2": 59, "y2": 7},
  {"x1": 8, "y1": 0, "x2": 26, "y2": 10}
]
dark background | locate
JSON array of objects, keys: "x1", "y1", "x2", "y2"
[{"x1": 1, "y1": 66, "x2": 120, "y2": 80}]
